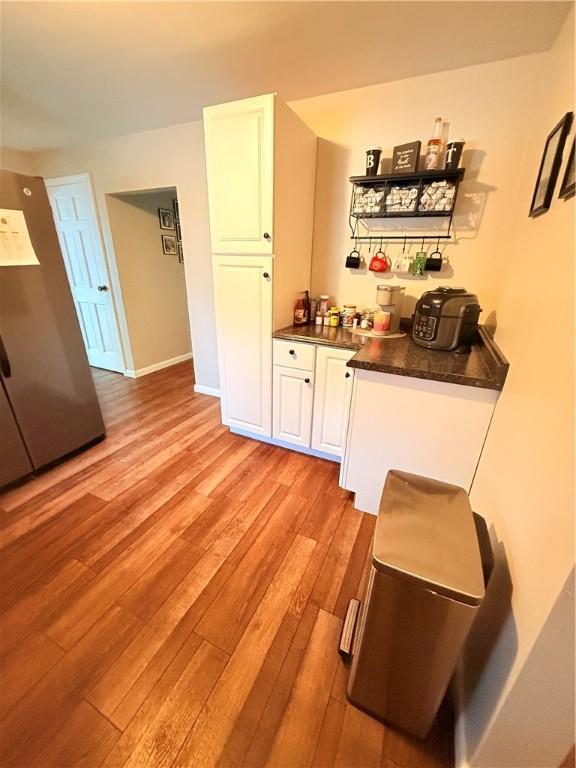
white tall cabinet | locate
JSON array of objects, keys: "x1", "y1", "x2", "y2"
[{"x1": 204, "y1": 94, "x2": 317, "y2": 438}]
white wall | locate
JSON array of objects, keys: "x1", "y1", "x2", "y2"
[
  {"x1": 458, "y1": 10, "x2": 575, "y2": 767},
  {"x1": 28, "y1": 121, "x2": 216, "y2": 387},
  {"x1": 1, "y1": 147, "x2": 37, "y2": 176},
  {"x1": 106, "y1": 189, "x2": 191, "y2": 374}
]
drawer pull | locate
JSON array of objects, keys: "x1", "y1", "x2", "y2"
[
  {"x1": 289, "y1": 349, "x2": 295, "y2": 356},
  {"x1": 345, "y1": 372, "x2": 351, "y2": 378},
  {"x1": 304, "y1": 378, "x2": 310, "y2": 384}
]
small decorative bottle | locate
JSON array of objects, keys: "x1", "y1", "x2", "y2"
[{"x1": 424, "y1": 117, "x2": 443, "y2": 171}]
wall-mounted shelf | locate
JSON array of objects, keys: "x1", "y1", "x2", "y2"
[
  {"x1": 349, "y1": 168, "x2": 465, "y2": 186},
  {"x1": 349, "y1": 167, "x2": 465, "y2": 240}
]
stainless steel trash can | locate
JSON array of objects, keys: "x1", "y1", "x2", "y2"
[{"x1": 346, "y1": 469, "x2": 486, "y2": 738}]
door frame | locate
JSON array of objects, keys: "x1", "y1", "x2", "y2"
[{"x1": 45, "y1": 172, "x2": 128, "y2": 373}]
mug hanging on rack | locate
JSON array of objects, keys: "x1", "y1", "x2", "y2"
[
  {"x1": 425, "y1": 239, "x2": 443, "y2": 271},
  {"x1": 411, "y1": 240, "x2": 427, "y2": 276},
  {"x1": 346, "y1": 249, "x2": 362, "y2": 269},
  {"x1": 369, "y1": 240, "x2": 390, "y2": 272},
  {"x1": 346, "y1": 227, "x2": 362, "y2": 269},
  {"x1": 392, "y1": 236, "x2": 412, "y2": 272}
]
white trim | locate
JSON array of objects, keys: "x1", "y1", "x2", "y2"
[
  {"x1": 45, "y1": 172, "x2": 90, "y2": 188},
  {"x1": 124, "y1": 352, "x2": 192, "y2": 378},
  {"x1": 193, "y1": 384, "x2": 221, "y2": 397},
  {"x1": 229, "y1": 426, "x2": 339, "y2": 463}
]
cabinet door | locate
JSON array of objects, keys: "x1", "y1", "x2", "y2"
[
  {"x1": 213, "y1": 256, "x2": 272, "y2": 436},
  {"x1": 273, "y1": 365, "x2": 314, "y2": 448},
  {"x1": 311, "y1": 346, "x2": 355, "y2": 457},
  {"x1": 204, "y1": 94, "x2": 274, "y2": 255}
]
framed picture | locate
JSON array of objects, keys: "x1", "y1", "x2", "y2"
[
  {"x1": 178, "y1": 244, "x2": 184, "y2": 263},
  {"x1": 529, "y1": 112, "x2": 573, "y2": 217},
  {"x1": 158, "y1": 208, "x2": 175, "y2": 230},
  {"x1": 173, "y1": 199, "x2": 180, "y2": 222},
  {"x1": 559, "y1": 139, "x2": 575, "y2": 200},
  {"x1": 176, "y1": 222, "x2": 182, "y2": 242},
  {"x1": 162, "y1": 234, "x2": 177, "y2": 255}
]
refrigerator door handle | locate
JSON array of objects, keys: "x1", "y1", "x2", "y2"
[{"x1": 0, "y1": 335, "x2": 12, "y2": 378}]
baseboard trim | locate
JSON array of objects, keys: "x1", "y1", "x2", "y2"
[
  {"x1": 453, "y1": 666, "x2": 471, "y2": 768},
  {"x1": 193, "y1": 384, "x2": 221, "y2": 397},
  {"x1": 229, "y1": 427, "x2": 339, "y2": 463},
  {"x1": 124, "y1": 353, "x2": 193, "y2": 378}
]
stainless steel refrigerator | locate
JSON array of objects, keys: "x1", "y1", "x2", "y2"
[{"x1": 0, "y1": 170, "x2": 105, "y2": 487}]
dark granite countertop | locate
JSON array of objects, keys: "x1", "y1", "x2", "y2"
[{"x1": 273, "y1": 324, "x2": 509, "y2": 391}]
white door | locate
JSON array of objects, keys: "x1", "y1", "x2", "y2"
[
  {"x1": 204, "y1": 94, "x2": 274, "y2": 255},
  {"x1": 311, "y1": 346, "x2": 355, "y2": 457},
  {"x1": 46, "y1": 175, "x2": 124, "y2": 372},
  {"x1": 273, "y1": 365, "x2": 314, "y2": 448},
  {"x1": 213, "y1": 255, "x2": 272, "y2": 436}
]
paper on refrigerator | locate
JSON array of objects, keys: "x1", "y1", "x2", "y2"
[{"x1": 0, "y1": 208, "x2": 40, "y2": 266}]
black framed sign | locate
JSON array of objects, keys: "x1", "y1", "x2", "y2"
[
  {"x1": 529, "y1": 112, "x2": 573, "y2": 217},
  {"x1": 392, "y1": 141, "x2": 421, "y2": 174},
  {"x1": 559, "y1": 139, "x2": 575, "y2": 200}
]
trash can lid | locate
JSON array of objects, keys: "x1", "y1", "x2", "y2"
[{"x1": 372, "y1": 470, "x2": 485, "y2": 606}]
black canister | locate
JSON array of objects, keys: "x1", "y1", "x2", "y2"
[
  {"x1": 445, "y1": 139, "x2": 465, "y2": 170},
  {"x1": 365, "y1": 147, "x2": 382, "y2": 176}
]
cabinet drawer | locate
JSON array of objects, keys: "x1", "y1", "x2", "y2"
[{"x1": 273, "y1": 339, "x2": 316, "y2": 371}]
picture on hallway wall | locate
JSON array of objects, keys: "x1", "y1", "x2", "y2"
[
  {"x1": 178, "y1": 244, "x2": 184, "y2": 263},
  {"x1": 559, "y1": 139, "x2": 575, "y2": 200},
  {"x1": 158, "y1": 207, "x2": 175, "y2": 230},
  {"x1": 529, "y1": 111, "x2": 573, "y2": 217},
  {"x1": 173, "y1": 198, "x2": 180, "y2": 222},
  {"x1": 176, "y1": 222, "x2": 182, "y2": 242},
  {"x1": 162, "y1": 234, "x2": 177, "y2": 255}
]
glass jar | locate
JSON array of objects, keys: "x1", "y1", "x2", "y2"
[
  {"x1": 329, "y1": 307, "x2": 340, "y2": 327},
  {"x1": 342, "y1": 304, "x2": 357, "y2": 327}
]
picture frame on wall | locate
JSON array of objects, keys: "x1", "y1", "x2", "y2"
[
  {"x1": 529, "y1": 111, "x2": 573, "y2": 217},
  {"x1": 162, "y1": 234, "x2": 177, "y2": 255},
  {"x1": 176, "y1": 222, "x2": 182, "y2": 242},
  {"x1": 158, "y1": 207, "x2": 175, "y2": 230},
  {"x1": 559, "y1": 139, "x2": 575, "y2": 200},
  {"x1": 173, "y1": 199, "x2": 180, "y2": 222},
  {"x1": 178, "y1": 244, "x2": 184, "y2": 263}
]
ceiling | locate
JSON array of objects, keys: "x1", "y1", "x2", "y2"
[{"x1": 1, "y1": 1, "x2": 571, "y2": 152}]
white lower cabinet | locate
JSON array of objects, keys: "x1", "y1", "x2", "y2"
[
  {"x1": 273, "y1": 365, "x2": 314, "y2": 447},
  {"x1": 272, "y1": 340, "x2": 355, "y2": 458},
  {"x1": 213, "y1": 256, "x2": 272, "y2": 436},
  {"x1": 311, "y1": 346, "x2": 356, "y2": 457}
]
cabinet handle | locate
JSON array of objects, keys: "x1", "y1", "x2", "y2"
[
  {"x1": 345, "y1": 372, "x2": 351, "y2": 378},
  {"x1": 263, "y1": 232, "x2": 271, "y2": 240},
  {"x1": 304, "y1": 378, "x2": 310, "y2": 384},
  {"x1": 289, "y1": 349, "x2": 295, "y2": 356},
  {"x1": 263, "y1": 272, "x2": 270, "y2": 279}
]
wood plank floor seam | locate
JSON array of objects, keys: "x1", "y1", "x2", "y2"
[{"x1": 0, "y1": 362, "x2": 454, "y2": 768}]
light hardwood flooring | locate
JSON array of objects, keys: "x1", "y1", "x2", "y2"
[{"x1": 0, "y1": 361, "x2": 453, "y2": 767}]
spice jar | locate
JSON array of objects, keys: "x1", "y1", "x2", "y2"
[{"x1": 342, "y1": 304, "x2": 356, "y2": 327}]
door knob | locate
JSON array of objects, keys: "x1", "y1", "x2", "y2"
[
  {"x1": 262, "y1": 272, "x2": 270, "y2": 279},
  {"x1": 97, "y1": 285, "x2": 108, "y2": 292},
  {"x1": 263, "y1": 232, "x2": 271, "y2": 240}
]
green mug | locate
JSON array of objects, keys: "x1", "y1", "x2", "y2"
[{"x1": 411, "y1": 252, "x2": 427, "y2": 276}]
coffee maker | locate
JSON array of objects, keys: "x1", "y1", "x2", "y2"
[{"x1": 376, "y1": 285, "x2": 405, "y2": 334}]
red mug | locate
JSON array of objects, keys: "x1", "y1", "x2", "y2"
[{"x1": 369, "y1": 251, "x2": 390, "y2": 273}]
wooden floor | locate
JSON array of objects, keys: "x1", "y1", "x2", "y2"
[{"x1": 0, "y1": 362, "x2": 453, "y2": 768}]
